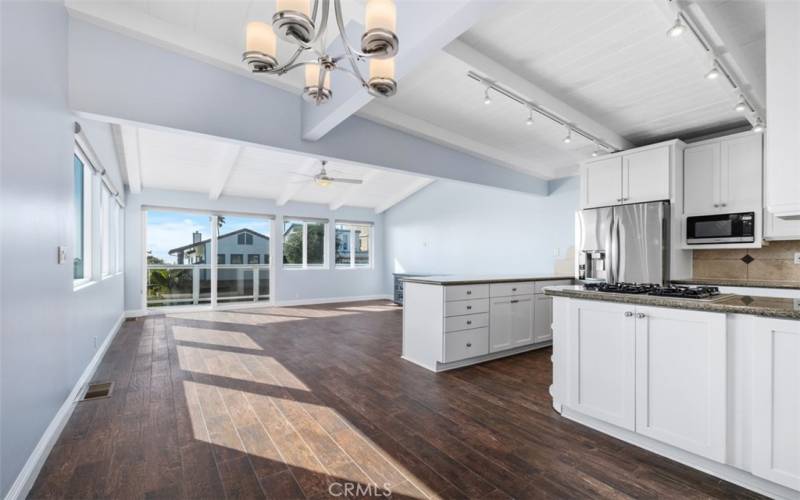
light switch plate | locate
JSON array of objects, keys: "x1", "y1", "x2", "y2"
[
  {"x1": 57, "y1": 246, "x2": 66, "y2": 264},
  {"x1": 794, "y1": 252, "x2": 800, "y2": 265}
]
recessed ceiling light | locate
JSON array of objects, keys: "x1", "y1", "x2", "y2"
[{"x1": 666, "y1": 16, "x2": 686, "y2": 38}]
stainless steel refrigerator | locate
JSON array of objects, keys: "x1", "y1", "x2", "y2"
[{"x1": 576, "y1": 201, "x2": 669, "y2": 285}]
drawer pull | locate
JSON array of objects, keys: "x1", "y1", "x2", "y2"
[
  {"x1": 512, "y1": 287, "x2": 517, "y2": 292},
  {"x1": 466, "y1": 320, "x2": 472, "y2": 325},
  {"x1": 624, "y1": 311, "x2": 633, "y2": 317},
  {"x1": 466, "y1": 290, "x2": 472, "y2": 295},
  {"x1": 511, "y1": 299, "x2": 519, "y2": 304},
  {"x1": 636, "y1": 313, "x2": 646, "y2": 319},
  {"x1": 466, "y1": 342, "x2": 472, "y2": 348},
  {"x1": 466, "y1": 305, "x2": 472, "y2": 310}
]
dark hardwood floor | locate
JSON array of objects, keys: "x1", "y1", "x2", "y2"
[{"x1": 30, "y1": 300, "x2": 762, "y2": 499}]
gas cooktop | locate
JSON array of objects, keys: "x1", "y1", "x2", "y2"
[{"x1": 583, "y1": 282, "x2": 730, "y2": 301}]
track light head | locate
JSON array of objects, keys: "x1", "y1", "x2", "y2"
[
  {"x1": 563, "y1": 128, "x2": 572, "y2": 144},
  {"x1": 752, "y1": 118, "x2": 765, "y2": 133},
  {"x1": 734, "y1": 97, "x2": 747, "y2": 113},
  {"x1": 483, "y1": 87, "x2": 491, "y2": 105},
  {"x1": 666, "y1": 16, "x2": 686, "y2": 38},
  {"x1": 705, "y1": 63, "x2": 721, "y2": 80},
  {"x1": 526, "y1": 109, "x2": 534, "y2": 126}
]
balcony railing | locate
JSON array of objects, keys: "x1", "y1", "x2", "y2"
[{"x1": 147, "y1": 264, "x2": 269, "y2": 307}]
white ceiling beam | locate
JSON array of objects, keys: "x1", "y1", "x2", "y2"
[
  {"x1": 118, "y1": 125, "x2": 142, "y2": 193},
  {"x1": 374, "y1": 177, "x2": 435, "y2": 214},
  {"x1": 275, "y1": 157, "x2": 319, "y2": 206},
  {"x1": 208, "y1": 144, "x2": 242, "y2": 200},
  {"x1": 328, "y1": 170, "x2": 381, "y2": 211},
  {"x1": 301, "y1": 0, "x2": 497, "y2": 141},
  {"x1": 443, "y1": 39, "x2": 634, "y2": 151},
  {"x1": 652, "y1": 0, "x2": 765, "y2": 117}
]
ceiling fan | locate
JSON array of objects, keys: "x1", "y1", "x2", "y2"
[{"x1": 293, "y1": 160, "x2": 363, "y2": 188}]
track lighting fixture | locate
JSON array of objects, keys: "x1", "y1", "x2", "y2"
[
  {"x1": 734, "y1": 97, "x2": 747, "y2": 113},
  {"x1": 705, "y1": 63, "x2": 721, "y2": 80},
  {"x1": 563, "y1": 128, "x2": 572, "y2": 144},
  {"x1": 525, "y1": 108, "x2": 534, "y2": 126},
  {"x1": 483, "y1": 87, "x2": 492, "y2": 105},
  {"x1": 752, "y1": 118, "x2": 765, "y2": 133},
  {"x1": 666, "y1": 16, "x2": 685, "y2": 38}
]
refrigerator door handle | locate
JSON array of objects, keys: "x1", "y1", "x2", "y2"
[{"x1": 608, "y1": 215, "x2": 618, "y2": 284}]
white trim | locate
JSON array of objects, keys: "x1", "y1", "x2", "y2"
[
  {"x1": 124, "y1": 294, "x2": 393, "y2": 317},
  {"x1": 4, "y1": 313, "x2": 125, "y2": 500},
  {"x1": 561, "y1": 408, "x2": 800, "y2": 500}
]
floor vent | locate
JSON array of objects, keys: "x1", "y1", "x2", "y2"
[
  {"x1": 81, "y1": 382, "x2": 114, "y2": 401},
  {"x1": 125, "y1": 317, "x2": 138, "y2": 322}
]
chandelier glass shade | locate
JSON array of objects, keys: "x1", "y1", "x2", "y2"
[{"x1": 243, "y1": 0, "x2": 398, "y2": 104}]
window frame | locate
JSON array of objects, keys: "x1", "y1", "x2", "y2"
[
  {"x1": 230, "y1": 254, "x2": 244, "y2": 265},
  {"x1": 335, "y1": 221, "x2": 373, "y2": 269},
  {"x1": 100, "y1": 184, "x2": 112, "y2": 278},
  {"x1": 282, "y1": 218, "x2": 329, "y2": 270},
  {"x1": 73, "y1": 148, "x2": 93, "y2": 288}
]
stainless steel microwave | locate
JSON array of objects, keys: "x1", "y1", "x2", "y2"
[{"x1": 686, "y1": 212, "x2": 755, "y2": 245}]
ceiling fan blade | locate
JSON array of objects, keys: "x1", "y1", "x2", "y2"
[{"x1": 331, "y1": 178, "x2": 363, "y2": 184}]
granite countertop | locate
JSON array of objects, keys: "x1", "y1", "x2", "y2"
[
  {"x1": 671, "y1": 278, "x2": 800, "y2": 290},
  {"x1": 544, "y1": 286, "x2": 800, "y2": 320},
  {"x1": 400, "y1": 275, "x2": 575, "y2": 285}
]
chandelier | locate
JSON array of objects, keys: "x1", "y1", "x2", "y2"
[{"x1": 243, "y1": 0, "x2": 398, "y2": 104}]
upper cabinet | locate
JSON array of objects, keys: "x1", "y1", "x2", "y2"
[
  {"x1": 580, "y1": 143, "x2": 673, "y2": 209},
  {"x1": 765, "y1": 1, "x2": 800, "y2": 219},
  {"x1": 683, "y1": 133, "x2": 763, "y2": 215}
]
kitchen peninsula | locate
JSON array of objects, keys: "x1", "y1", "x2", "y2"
[
  {"x1": 400, "y1": 275, "x2": 572, "y2": 371},
  {"x1": 545, "y1": 285, "x2": 800, "y2": 499}
]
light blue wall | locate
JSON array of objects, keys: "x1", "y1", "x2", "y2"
[
  {"x1": 382, "y1": 177, "x2": 580, "y2": 293},
  {"x1": 125, "y1": 189, "x2": 385, "y2": 311},
  {"x1": 0, "y1": 2, "x2": 126, "y2": 496}
]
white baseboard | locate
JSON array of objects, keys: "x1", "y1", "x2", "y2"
[
  {"x1": 4, "y1": 312, "x2": 125, "y2": 500},
  {"x1": 125, "y1": 294, "x2": 394, "y2": 317}
]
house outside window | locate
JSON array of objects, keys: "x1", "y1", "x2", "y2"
[
  {"x1": 335, "y1": 222, "x2": 372, "y2": 268},
  {"x1": 230, "y1": 254, "x2": 244, "y2": 264},
  {"x1": 218, "y1": 254, "x2": 226, "y2": 265},
  {"x1": 73, "y1": 152, "x2": 92, "y2": 285},
  {"x1": 283, "y1": 218, "x2": 327, "y2": 269},
  {"x1": 248, "y1": 254, "x2": 260, "y2": 264},
  {"x1": 237, "y1": 233, "x2": 253, "y2": 245}
]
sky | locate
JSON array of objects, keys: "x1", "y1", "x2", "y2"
[{"x1": 146, "y1": 210, "x2": 271, "y2": 263}]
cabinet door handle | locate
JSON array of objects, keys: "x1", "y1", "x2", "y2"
[
  {"x1": 721, "y1": 203, "x2": 727, "y2": 207},
  {"x1": 636, "y1": 313, "x2": 646, "y2": 319},
  {"x1": 466, "y1": 290, "x2": 472, "y2": 295},
  {"x1": 466, "y1": 305, "x2": 472, "y2": 310},
  {"x1": 466, "y1": 320, "x2": 472, "y2": 325},
  {"x1": 512, "y1": 288, "x2": 517, "y2": 292},
  {"x1": 713, "y1": 204, "x2": 719, "y2": 208},
  {"x1": 624, "y1": 311, "x2": 634, "y2": 317},
  {"x1": 511, "y1": 299, "x2": 519, "y2": 304},
  {"x1": 466, "y1": 342, "x2": 472, "y2": 348}
]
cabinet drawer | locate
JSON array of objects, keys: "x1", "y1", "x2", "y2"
[
  {"x1": 534, "y1": 280, "x2": 573, "y2": 294},
  {"x1": 490, "y1": 282, "x2": 534, "y2": 297},
  {"x1": 444, "y1": 328, "x2": 489, "y2": 363},
  {"x1": 444, "y1": 284, "x2": 489, "y2": 302},
  {"x1": 445, "y1": 313, "x2": 489, "y2": 332},
  {"x1": 445, "y1": 298, "x2": 489, "y2": 317}
]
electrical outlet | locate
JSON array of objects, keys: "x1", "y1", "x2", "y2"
[{"x1": 794, "y1": 253, "x2": 800, "y2": 265}]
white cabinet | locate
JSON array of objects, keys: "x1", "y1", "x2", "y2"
[
  {"x1": 568, "y1": 300, "x2": 636, "y2": 430},
  {"x1": 683, "y1": 133, "x2": 762, "y2": 215},
  {"x1": 765, "y1": 210, "x2": 800, "y2": 241},
  {"x1": 489, "y1": 295, "x2": 534, "y2": 352},
  {"x1": 567, "y1": 299, "x2": 727, "y2": 454},
  {"x1": 622, "y1": 146, "x2": 670, "y2": 204},
  {"x1": 533, "y1": 294, "x2": 553, "y2": 343},
  {"x1": 634, "y1": 306, "x2": 727, "y2": 462},
  {"x1": 752, "y1": 318, "x2": 800, "y2": 491},
  {"x1": 581, "y1": 156, "x2": 622, "y2": 208},
  {"x1": 581, "y1": 145, "x2": 672, "y2": 209}
]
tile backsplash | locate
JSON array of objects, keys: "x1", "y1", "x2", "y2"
[{"x1": 693, "y1": 240, "x2": 800, "y2": 282}]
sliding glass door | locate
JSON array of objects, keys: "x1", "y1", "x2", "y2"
[
  {"x1": 216, "y1": 215, "x2": 271, "y2": 304},
  {"x1": 145, "y1": 209, "x2": 272, "y2": 309}
]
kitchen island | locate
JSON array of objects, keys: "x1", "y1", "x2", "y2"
[
  {"x1": 400, "y1": 275, "x2": 572, "y2": 372},
  {"x1": 544, "y1": 285, "x2": 800, "y2": 499}
]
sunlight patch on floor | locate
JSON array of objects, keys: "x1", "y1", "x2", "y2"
[
  {"x1": 166, "y1": 309, "x2": 305, "y2": 325},
  {"x1": 172, "y1": 325, "x2": 262, "y2": 349},
  {"x1": 336, "y1": 304, "x2": 399, "y2": 313}
]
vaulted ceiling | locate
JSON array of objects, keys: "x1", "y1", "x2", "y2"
[{"x1": 67, "y1": 0, "x2": 765, "y2": 181}]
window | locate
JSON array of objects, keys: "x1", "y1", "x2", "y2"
[
  {"x1": 335, "y1": 222, "x2": 372, "y2": 268},
  {"x1": 100, "y1": 186, "x2": 115, "y2": 277},
  {"x1": 217, "y1": 254, "x2": 226, "y2": 265},
  {"x1": 237, "y1": 232, "x2": 253, "y2": 245},
  {"x1": 116, "y1": 206, "x2": 124, "y2": 273},
  {"x1": 231, "y1": 254, "x2": 243, "y2": 264},
  {"x1": 248, "y1": 254, "x2": 260, "y2": 264},
  {"x1": 73, "y1": 153, "x2": 93, "y2": 285},
  {"x1": 283, "y1": 218, "x2": 328, "y2": 269},
  {"x1": 264, "y1": 254, "x2": 270, "y2": 265}
]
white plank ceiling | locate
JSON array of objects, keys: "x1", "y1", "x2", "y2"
[
  {"x1": 68, "y1": 0, "x2": 762, "y2": 181},
  {"x1": 121, "y1": 125, "x2": 432, "y2": 211}
]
